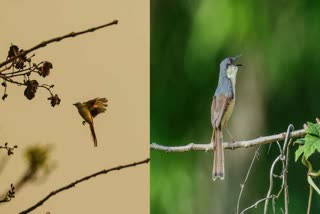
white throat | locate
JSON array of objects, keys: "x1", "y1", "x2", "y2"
[{"x1": 226, "y1": 65, "x2": 238, "y2": 96}]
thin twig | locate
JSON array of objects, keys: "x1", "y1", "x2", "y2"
[
  {"x1": 307, "y1": 183, "x2": 313, "y2": 214},
  {"x1": 263, "y1": 156, "x2": 281, "y2": 214},
  {"x1": 19, "y1": 158, "x2": 149, "y2": 214},
  {"x1": 0, "y1": 20, "x2": 118, "y2": 69},
  {"x1": 240, "y1": 196, "x2": 274, "y2": 214},
  {"x1": 236, "y1": 145, "x2": 261, "y2": 214},
  {"x1": 283, "y1": 138, "x2": 292, "y2": 214},
  {"x1": 307, "y1": 176, "x2": 320, "y2": 195},
  {"x1": 0, "y1": 184, "x2": 15, "y2": 203},
  {"x1": 0, "y1": 64, "x2": 12, "y2": 72},
  {"x1": 263, "y1": 125, "x2": 294, "y2": 214},
  {"x1": 0, "y1": 76, "x2": 24, "y2": 86},
  {"x1": 38, "y1": 84, "x2": 54, "y2": 97},
  {"x1": 150, "y1": 127, "x2": 304, "y2": 152},
  {"x1": 239, "y1": 125, "x2": 294, "y2": 214}
]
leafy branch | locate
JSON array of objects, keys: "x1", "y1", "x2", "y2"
[{"x1": 294, "y1": 122, "x2": 320, "y2": 214}]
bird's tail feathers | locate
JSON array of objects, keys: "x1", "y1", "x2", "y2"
[
  {"x1": 89, "y1": 122, "x2": 97, "y2": 147},
  {"x1": 212, "y1": 128, "x2": 224, "y2": 181}
]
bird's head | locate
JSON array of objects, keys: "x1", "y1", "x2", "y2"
[{"x1": 220, "y1": 55, "x2": 242, "y2": 79}]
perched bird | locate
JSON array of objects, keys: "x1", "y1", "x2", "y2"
[
  {"x1": 73, "y1": 98, "x2": 108, "y2": 147},
  {"x1": 211, "y1": 56, "x2": 242, "y2": 180}
]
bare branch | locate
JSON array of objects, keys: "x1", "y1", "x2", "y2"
[
  {"x1": 150, "y1": 126, "x2": 304, "y2": 152},
  {"x1": 19, "y1": 158, "x2": 150, "y2": 214},
  {"x1": 0, "y1": 20, "x2": 118, "y2": 69},
  {"x1": 0, "y1": 20, "x2": 118, "y2": 105}
]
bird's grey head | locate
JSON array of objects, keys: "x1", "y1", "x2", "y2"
[
  {"x1": 219, "y1": 55, "x2": 242, "y2": 79},
  {"x1": 214, "y1": 55, "x2": 242, "y2": 96}
]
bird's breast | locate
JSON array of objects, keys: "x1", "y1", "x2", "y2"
[{"x1": 221, "y1": 98, "x2": 235, "y2": 128}]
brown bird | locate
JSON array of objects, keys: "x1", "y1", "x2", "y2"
[
  {"x1": 211, "y1": 56, "x2": 242, "y2": 180},
  {"x1": 73, "y1": 98, "x2": 108, "y2": 147}
]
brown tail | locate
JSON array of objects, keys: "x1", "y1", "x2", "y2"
[
  {"x1": 89, "y1": 122, "x2": 97, "y2": 147},
  {"x1": 212, "y1": 128, "x2": 224, "y2": 180}
]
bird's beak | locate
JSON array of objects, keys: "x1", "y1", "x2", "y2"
[
  {"x1": 232, "y1": 54, "x2": 243, "y2": 67},
  {"x1": 73, "y1": 103, "x2": 76, "y2": 106}
]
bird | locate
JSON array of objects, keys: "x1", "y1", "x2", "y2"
[
  {"x1": 73, "y1": 97, "x2": 108, "y2": 147},
  {"x1": 211, "y1": 55, "x2": 242, "y2": 180}
]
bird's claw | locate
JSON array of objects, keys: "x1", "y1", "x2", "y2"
[{"x1": 82, "y1": 121, "x2": 86, "y2": 125}]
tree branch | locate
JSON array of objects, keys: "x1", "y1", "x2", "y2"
[
  {"x1": 150, "y1": 128, "x2": 305, "y2": 152},
  {"x1": 19, "y1": 158, "x2": 149, "y2": 214},
  {"x1": 0, "y1": 19, "x2": 118, "y2": 69}
]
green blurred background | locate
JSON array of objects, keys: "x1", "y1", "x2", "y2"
[{"x1": 151, "y1": 0, "x2": 320, "y2": 213}]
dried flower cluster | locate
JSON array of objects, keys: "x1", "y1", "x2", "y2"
[{"x1": 0, "y1": 44, "x2": 60, "y2": 107}]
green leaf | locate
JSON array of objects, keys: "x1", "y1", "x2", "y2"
[
  {"x1": 306, "y1": 122, "x2": 320, "y2": 137},
  {"x1": 294, "y1": 123, "x2": 320, "y2": 161},
  {"x1": 295, "y1": 145, "x2": 305, "y2": 162},
  {"x1": 295, "y1": 123, "x2": 320, "y2": 175},
  {"x1": 304, "y1": 135, "x2": 320, "y2": 160},
  {"x1": 314, "y1": 123, "x2": 320, "y2": 134}
]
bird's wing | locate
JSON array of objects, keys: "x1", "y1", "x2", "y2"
[
  {"x1": 85, "y1": 98, "x2": 108, "y2": 118},
  {"x1": 211, "y1": 95, "x2": 232, "y2": 128}
]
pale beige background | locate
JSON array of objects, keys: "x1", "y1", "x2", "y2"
[{"x1": 0, "y1": 0, "x2": 149, "y2": 213}]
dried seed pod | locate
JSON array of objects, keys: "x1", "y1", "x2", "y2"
[{"x1": 24, "y1": 80, "x2": 39, "y2": 100}]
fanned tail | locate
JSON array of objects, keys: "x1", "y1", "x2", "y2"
[
  {"x1": 212, "y1": 128, "x2": 224, "y2": 180},
  {"x1": 89, "y1": 122, "x2": 97, "y2": 147}
]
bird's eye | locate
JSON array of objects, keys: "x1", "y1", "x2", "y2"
[{"x1": 226, "y1": 59, "x2": 232, "y2": 68}]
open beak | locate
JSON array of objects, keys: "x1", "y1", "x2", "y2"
[{"x1": 231, "y1": 54, "x2": 243, "y2": 67}]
